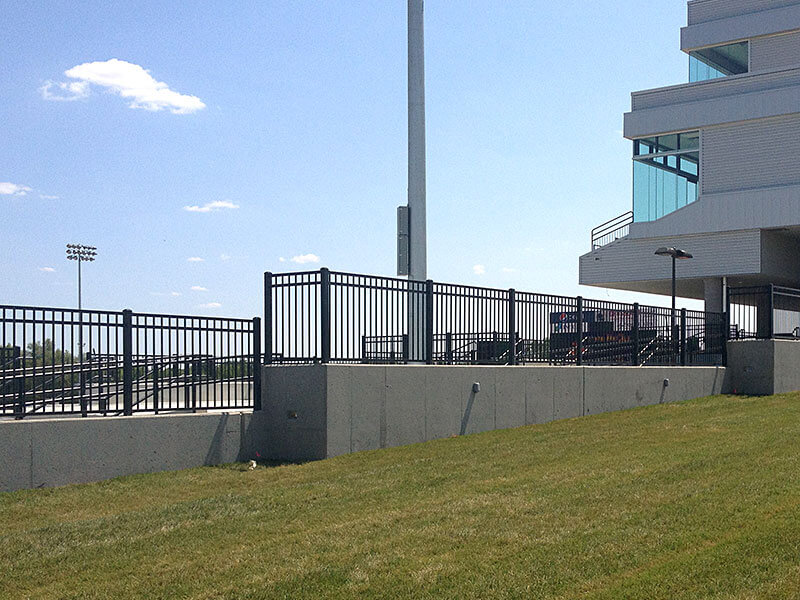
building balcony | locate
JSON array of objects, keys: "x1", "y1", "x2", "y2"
[
  {"x1": 631, "y1": 65, "x2": 800, "y2": 111},
  {"x1": 624, "y1": 65, "x2": 800, "y2": 138}
]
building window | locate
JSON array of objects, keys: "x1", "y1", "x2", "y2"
[
  {"x1": 689, "y1": 42, "x2": 748, "y2": 82},
  {"x1": 633, "y1": 132, "x2": 699, "y2": 222}
]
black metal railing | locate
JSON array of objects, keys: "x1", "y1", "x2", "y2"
[
  {"x1": 591, "y1": 211, "x2": 633, "y2": 250},
  {"x1": 0, "y1": 305, "x2": 261, "y2": 419},
  {"x1": 728, "y1": 285, "x2": 800, "y2": 340},
  {"x1": 265, "y1": 269, "x2": 726, "y2": 367}
]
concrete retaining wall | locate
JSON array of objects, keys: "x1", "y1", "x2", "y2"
[
  {"x1": 263, "y1": 364, "x2": 729, "y2": 462},
  {"x1": 727, "y1": 339, "x2": 800, "y2": 395},
  {"x1": 14, "y1": 340, "x2": 797, "y2": 493},
  {"x1": 0, "y1": 411, "x2": 270, "y2": 493}
]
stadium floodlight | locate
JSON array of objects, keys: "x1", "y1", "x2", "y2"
[
  {"x1": 655, "y1": 247, "x2": 693, "y2": 363},
  {"x1": 66, "y1": 244, "x2": 98, "y2": 363}
]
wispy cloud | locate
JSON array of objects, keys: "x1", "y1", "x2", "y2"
[
  {"x1": 150, "y1": 291, "x2": 182, "y2": 297},
  {"x1": 220, "y1": 253, "x2": 232, "y2": 261},
  {"x1": 41, "y1": 59, "x2": 205, "y2": 114},
  {"x1": 39, "y1": 80, "x2": 90, "y2": 102},
  {"x1": 501, "y1": 267, "x2": 516, "y2": 274},
  {"x1": 191, "y1": 285, "x2": 208, "y2": 292},
  {"x1": 39, "y1": 267, "x2": 56, "y2": 272},
  {"x1": 39, "y1": 194, "x2": 59, "y2": 200},
  {"x1": 473, "y1": 264, "x2": 486, "y2": 275},
  {"x1": 187, "y1": 257, "x2": 204, "y2": 262},
  {"x1": 0, "y1": 182, "x2": 32, "y2": 196},
  {"x1": 199, "y1": 302, "x2": 222, "y2": 309},
  {"x1": 183, "y1": 200, "x2": 239, "y2": 213},
  {"x1": 290, "y1": 253, "x2": 320, "y2": 265}
]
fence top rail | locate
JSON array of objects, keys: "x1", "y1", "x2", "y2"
[
  {"x1": 0, "y1": 304, "x2": 256, "y2": 325},
  {"x1": 728, "y1": 285, "x2": 800, "y2": 300},
  {"x1": 130, "y1": 312, "x2": 255, "y2": 325},
  {"x1": 773, "y1": 286, "x2": 800, "y2": 297},
  {"x1": 0, "y1": 305, "x2": 124, "y2": 317},
  {"x1": 267, "y1": 268, "x2": 724, "y2": 320}
]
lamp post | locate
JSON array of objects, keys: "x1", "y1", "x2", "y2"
[
  {"x1": 655, "y1": 247, "x2": 692, "y2": 363},
  {"x1": 66, "y1": 244, "x2": 97, "y2": 363}
]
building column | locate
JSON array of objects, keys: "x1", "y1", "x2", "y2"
[{"x1": 704, "y1": 278, "x2": 725, "y2": 314}]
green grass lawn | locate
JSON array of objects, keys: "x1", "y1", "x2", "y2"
[{"x1": 2, "y1": 393, "x2": 800, "y2": 599}]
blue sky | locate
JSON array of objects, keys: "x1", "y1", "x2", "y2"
[{"x1": 1, "y1": 1, "x2": 693, "y2": 317}]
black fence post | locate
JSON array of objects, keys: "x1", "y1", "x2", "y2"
[
  {"x1": 320, "y1": 268, "x2": 331, "y2": 363},
  {"x1": 263, "y1": 272, "x2": 273, "y2": 365},
  {"x1": 425, "y1": 279, "x2": 434, "y2": 365},
  {"x1": 508, "y1": 289, "x2": 516, "y2": 365},
  {"x1": 680, "y1": 308, "x2": 687, "y2": 366},
  {"x1": 184, "y1": 359, "x2": 191, "y2": 410},
  {"x1": 576, "y1": 296, "x2": 583, "y2": 366},
  {"x1": 191, "y1": 359, "x2": 198, "y2": 412},
  {"x1": 253, "y1": 317, "x2": 262, "y2": 411},
  {"x1": 768, "y1": 284, "x2": 775, "y2": 339},
  {"x1": 725, "y1": 286, "x2": 731, "y2": 340},
  {"x1": 14, "y1": 376, "x2": 24, "y2": 420},
  {"x1": 445, "y1": 332, "x2": 453, "y2": 364},
  {"x1": 152, "y1": 364, "x2": 160, "y2": 414},
  {"x1": 722, "y1": 307, "x2": 729, "y2": 367},
  {"x1": 79, "y1": 349, "x2": 88, "y2": 418},
  {"x1": 631, "y1": 302, "x2": 640, "y2": 366},
  {"x1": 402, "y1": 334, "x2": 409, "y2": 363},
  {"x1": 122, "y1": 309, "x2": 133, "y2": 416}
]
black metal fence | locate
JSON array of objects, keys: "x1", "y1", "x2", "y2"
[
  {"x1": 728, "y1": 285, "x2": 800, "y2": 340},
  {"x1": 265, "y1": 269, "x2": 726, "y2": 367},
  {"x1": 0, "y1": 305, "x2": 261, "y2": 419}
]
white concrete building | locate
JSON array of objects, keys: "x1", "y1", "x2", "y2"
[{"x1": 580, "y1": 0, "x2": 800, "y2": 312}]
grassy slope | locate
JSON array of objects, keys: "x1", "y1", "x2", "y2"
[{"x1": 2, "y1": 393, "x2": 800, "y2": 599}]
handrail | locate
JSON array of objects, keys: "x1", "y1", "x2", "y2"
[{"x1": 591, "y1": 211, "x2": 633, "y2": 250}]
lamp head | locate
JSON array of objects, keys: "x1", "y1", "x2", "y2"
[{"x1": 655, "y1": 247, "x2": 693, "y2": 260}]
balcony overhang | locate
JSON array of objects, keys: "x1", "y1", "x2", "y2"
[
  {"x1": 579, "y1": 226, "x2": 800, "y2": 298},
  {"x1": 624, "y1": 79, "x2": 800, "y2": 138},
  {"x1": 682, "y1": 3, "x2": 800, "y2": 51}
]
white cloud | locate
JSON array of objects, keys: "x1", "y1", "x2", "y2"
[
  {"x1": 39, "y1": 80, "x2": 90, "y2": 102},
  {"x1": 42, "y1": 59, "x2": 205, "y2": 114},
  {"x1": 39, "y1": 267, "x2": 56, "y2": 272},
  {"x1": 183, "y1": 200, "x2": 239, "y2": 213},
  {"x1": 473, "y1": 264, "x2": 486, "y2": 275},
  {"x1": 279, "y1": 257, "x2": 286, "y2": 263},
  {"x1": 187, "y1": 257, "x2": 204, "y2": 262},
  {"x1": 150, "y1": 291, "x2": 181, "y2": 297},
  {"x1": 290, "y1": 253, "x2": 320, "y2": 265},
  {"x1": 220, "y1": 253, "x2": 232, "y2": 261},
  {"x1": 191, "y1": 285, "x2": 208, "y2": 292},
  {"x1": 0, "y1": 182, "x2": 32, "y2": 196},
  {"x1": 39, "y1": 194, "x2": 59, "y2": 200},
  {"x1": 501, "y1": 267, "x2": 516, "y2": 274},
  {"x1": 200, "y1": 302, "x2": 222, "y2": 308}
]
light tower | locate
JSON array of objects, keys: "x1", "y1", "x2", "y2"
[
  {"x1": 66, "y1": 244, "x2": 97, "y2": 362},
  {"x1": 398, "y1": 0, "x2": 427, "y2": 279},
  {"x1": 397, "y1": 0, "x2": 428, "y2": 360},
  {"x1": 407, "y1": 0, "x2": 427, "y2": 281}
]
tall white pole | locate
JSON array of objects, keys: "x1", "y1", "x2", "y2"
[
  {"x1": 408, "y1": 0, "x2": 427, "y2": 282},
  {"x1": 406, "y1": 0, "x2": 428, "y2": 361}
]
